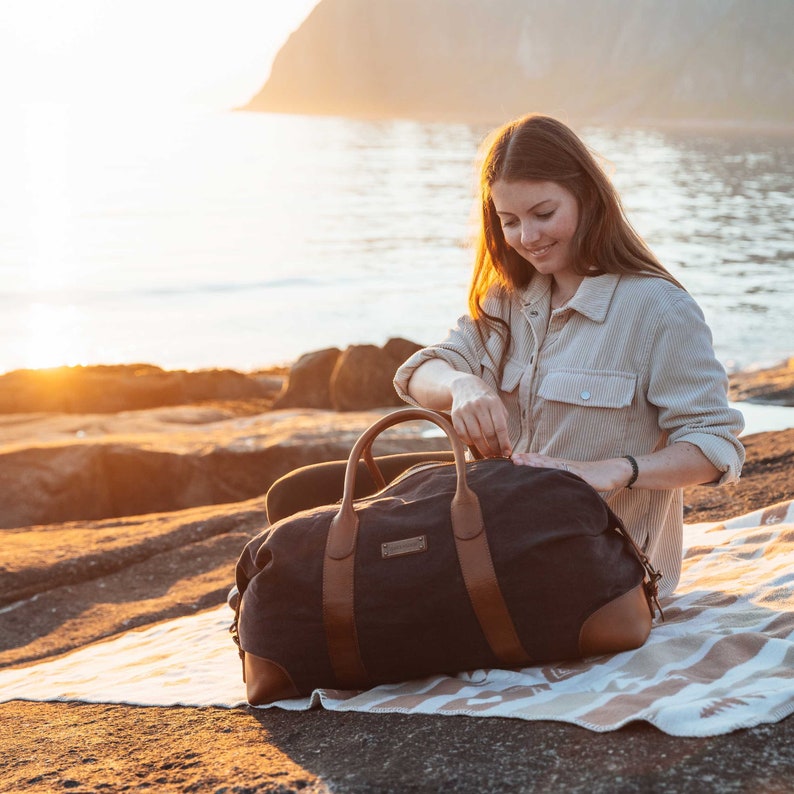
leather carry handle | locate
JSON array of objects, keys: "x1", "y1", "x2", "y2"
[
  {"x1": 360, "y1": 411, "x2": 481, "y2": 491},
  {"x1": 326, "y1": 408, "x2": 477, "y2": 559},
  {"x1": 322, "y1": 408, "x2": 530, "y2": 689}
]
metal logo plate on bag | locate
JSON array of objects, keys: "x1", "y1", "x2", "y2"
[{"x1": 381, "y1": 535, "x2": 427, "y2": 559}]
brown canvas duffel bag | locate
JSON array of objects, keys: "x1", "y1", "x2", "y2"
[{"x1": 231, "y1": 408, "x2": 662, "y2": 705}]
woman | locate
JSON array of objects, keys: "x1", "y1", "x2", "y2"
[
  {"x1": 266, "y1": 113, "x2": 744, "y2": 598},
  {"x1": 392, "y1": 113, "x2": 744, "y2": 596}
]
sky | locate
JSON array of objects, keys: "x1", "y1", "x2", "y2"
[{"x1": 0, "y1": 0, "x2": 321, "y2": 110}]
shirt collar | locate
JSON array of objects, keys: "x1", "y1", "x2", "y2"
[{"x1": 519, "y1": 273, "x2": 620, "y2": 323}]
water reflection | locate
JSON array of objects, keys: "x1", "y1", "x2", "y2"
[
  {"x1": 583, "y1": 125, "x2": 793, "y2": 369},
  {"x1": 1, "y1": 110, "x2": 791, "y2": 374}
]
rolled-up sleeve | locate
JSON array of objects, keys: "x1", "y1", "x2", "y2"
[
  {"x1": 646, "y1": 294, "x2": 745, "y2": 485},
  {"x1": 394, "y1": 314, "x2": 491, "y2": 406}
]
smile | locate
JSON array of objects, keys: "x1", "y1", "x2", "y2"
[{"x1": 528, "y1": 243, "x2": 555, "y2": 257}]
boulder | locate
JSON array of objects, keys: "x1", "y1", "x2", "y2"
[
  {"x1": 275, "y1": 338, "x2": 423, "y2": 411},
  {"x1": 3, "y1": 423, "x2": 792, "y2": 672},
  {"x1": 383, "y1": 336, "x2": 423, "y2": 365},
  {"x1": 271, "y1": 348, "x2": 341, "y2": 409},
  {"x1": 330, "y1": 339, "x2": 421, "y2": 411}
]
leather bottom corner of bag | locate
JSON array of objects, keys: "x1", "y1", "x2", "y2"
[
  {"x1": 578, "y1": 584, "x2": 653, "y2": 657},
  {"x1": 244, "y1": 652, "x2": 301, "y2": 706}
]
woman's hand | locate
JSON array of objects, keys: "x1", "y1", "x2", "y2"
[
  {"x1": 448, "y1": 373, "x2": 512, "y2": 458},
  {"x1": 512, "y1": 442, "x2": 722, "y2": 491},
  {"x1": 403, "y1": 358, "x2": 511, "y2": 458},
  {"x1": 511, "y1": 452, "x2": 632, "y2": 492}
]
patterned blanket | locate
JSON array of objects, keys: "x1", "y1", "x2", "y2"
[{"x1": 1, "y1": 500, "x2": 792, "y2": 737}]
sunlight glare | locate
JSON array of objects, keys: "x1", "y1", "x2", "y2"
[
  {"x1": 23, "y1": 104, "x2": 72, "y2": 292},
  {"x1": 1, "y1": 0, "x2": 321, "y2": 110},
  {"x1": 22, "y1": 303, "x2": 87, "y2": 370}
]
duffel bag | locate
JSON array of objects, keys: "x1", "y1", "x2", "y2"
[{"x1": 231, "y1": 407, "x2": 662, "y2": 705}]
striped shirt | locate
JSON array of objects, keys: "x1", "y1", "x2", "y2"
[{"x1": 394, "y1": 272, "x2": 745, "y2": 597}]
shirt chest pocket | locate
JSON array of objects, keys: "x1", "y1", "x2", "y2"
[
  {"x1": 536, "y1": 369, "x2": 637, "y2": 455},
  {"x1": 538, "y1": 369, "x2": 636, "y2": 408}
]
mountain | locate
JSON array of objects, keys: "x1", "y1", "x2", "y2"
[{"x1": 244, "y1": 0, "x2": 794, "y2": 127}]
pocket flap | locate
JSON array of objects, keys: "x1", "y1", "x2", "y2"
[
  {"x1": 538, "y1": 370, "x2": 636, "y2": 408},
  {"x1": 480, "y1": 350, "x2": 525, "y2": 393},
  {"x1": 500, "y1": 358, "x2": 526, "y2": 392}
]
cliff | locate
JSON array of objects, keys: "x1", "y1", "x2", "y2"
[{"x1": 245, "y1": 0, "x2": 794, "y2": 126}]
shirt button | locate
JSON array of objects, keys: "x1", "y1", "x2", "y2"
[
  {"x1": 529, "y1": 310, "x2": 539, "y2": 316},
  {"x1": 580, "y1": 390, "x2": 591, "y2": 401}
]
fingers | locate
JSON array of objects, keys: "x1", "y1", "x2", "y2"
[
  {"x1": 448, "y1": 376, "x2": 512, "y2": 458},
  {"x1": 491, "y1": 410, "x2": 512, "y2": 458},
  {"x1": 452, "y1": 405, "x2": 512, "y2": 458},
  {"x1": 452, "y1": 413, "x2": 496, "y2": 457},
  {"x1": 512, "y1": 453, "x2": 572, "y2": 473}
]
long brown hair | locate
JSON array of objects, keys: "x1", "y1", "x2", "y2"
[{"x1": 470, "y1": 114, "x2": 683, "y2": 331}]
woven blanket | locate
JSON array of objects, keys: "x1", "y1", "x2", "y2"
[{"x1": 1, "y1": 500, "x2": 792, "y2": 737}]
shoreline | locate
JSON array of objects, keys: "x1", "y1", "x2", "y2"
[
  {"x1": 239, "y1": 105, "x2": 794, "y2": 137},
  {"x1": 0, "y1": 354, "x2": 791, "y2": 413},
  {"x1": 1, "y1": 354, "x2": 789, "y2": 381}
]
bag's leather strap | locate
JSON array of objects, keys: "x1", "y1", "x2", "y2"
[
  {"x1": 608, "y1": 514, "x2": 664, "y2": 621},
  {"x1": 450, "y1": 487, "x2": 531, "y2": 667},
  {"x1": 322, "y1": 408, "x2": 531, "y2": 689}
]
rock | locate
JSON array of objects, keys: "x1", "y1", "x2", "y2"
[
  {"x1": 683, "y1": 427, "x2": 794, "y2": 522},
  {"x1": 729, "y1": 358, "x2": 794, "y2": 406},
  {"x1": 0, "y1": 498, "x2": 269, "y2": 664},
  {"x1": 0, "y1": 497, "x2": 267, "y2": 606},
  {"x1": 271, "y1": 348, "x2": 341, "y2": 409},
  {"x1": 0, "y1": 365, "x2": 282, "y2": 414},
  {"x1": 0, "y1": 407, "x2": 449, "y2": 529},
  {"x1": 3, "y1": 704, "x2": 794, "y2": 794},
  {"x1": 2, "y1": 409, "x2": 793, "y2": 792},
  {"x1": 330, "y1": 338, "x2": 421, "y2": 411},
  {"x1": 383, "y1": 336, "x2": 423, "y2": 364},
  {"x1": 246, "y1": 0, "x2": 794, "y2": 127},
  {"x1": 275, "y1": 339, "x2": 422, "y2": 411}
]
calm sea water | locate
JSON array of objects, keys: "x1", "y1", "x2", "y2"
[{"x1": 1, "y1": 107, "x2": 792, "y2": 375}]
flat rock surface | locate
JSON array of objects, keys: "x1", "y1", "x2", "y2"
[
  {"x1": 1, "y1": 399, "x2": 792, "y2": 792},
  {"x1": 1, "y1": 701, "x2": 792, "y2": 793},
  {"x1": 0, "y1": 407, "x2": 448, "y2": 528}
]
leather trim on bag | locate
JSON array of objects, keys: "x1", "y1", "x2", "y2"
[
  {"x1": 452, "y1": 491, "x2": 531, "y2": 668},
  {"x1": 363, "y1": 445, "x2": 387, "y2": 491},
  {"x1": 322, "y1": 408, "x2": 472, "y2": 690},
  {"x1": 327, "y1": 505, "x2": 358, "y2": 560},
  {"x1": 578, "y1": 584, "x2": 652, "y2": 657},
  {"x1": 323, "y1": 528, "x2": 371, "y2": 690},
  {"x1": 245, "y1": 653, "x2": 301, "y2": 706},
  {"x1": 451, "y1": 487, "x2": 485, "y2": 540}
]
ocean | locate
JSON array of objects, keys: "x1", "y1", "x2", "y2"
[{"x1": 1, "y1": 106, "x2": 792, "y2": 375}]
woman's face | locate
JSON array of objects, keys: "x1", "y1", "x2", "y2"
[{"x1": 490, "y1": 179, "x2": 580, "y2": 279}]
